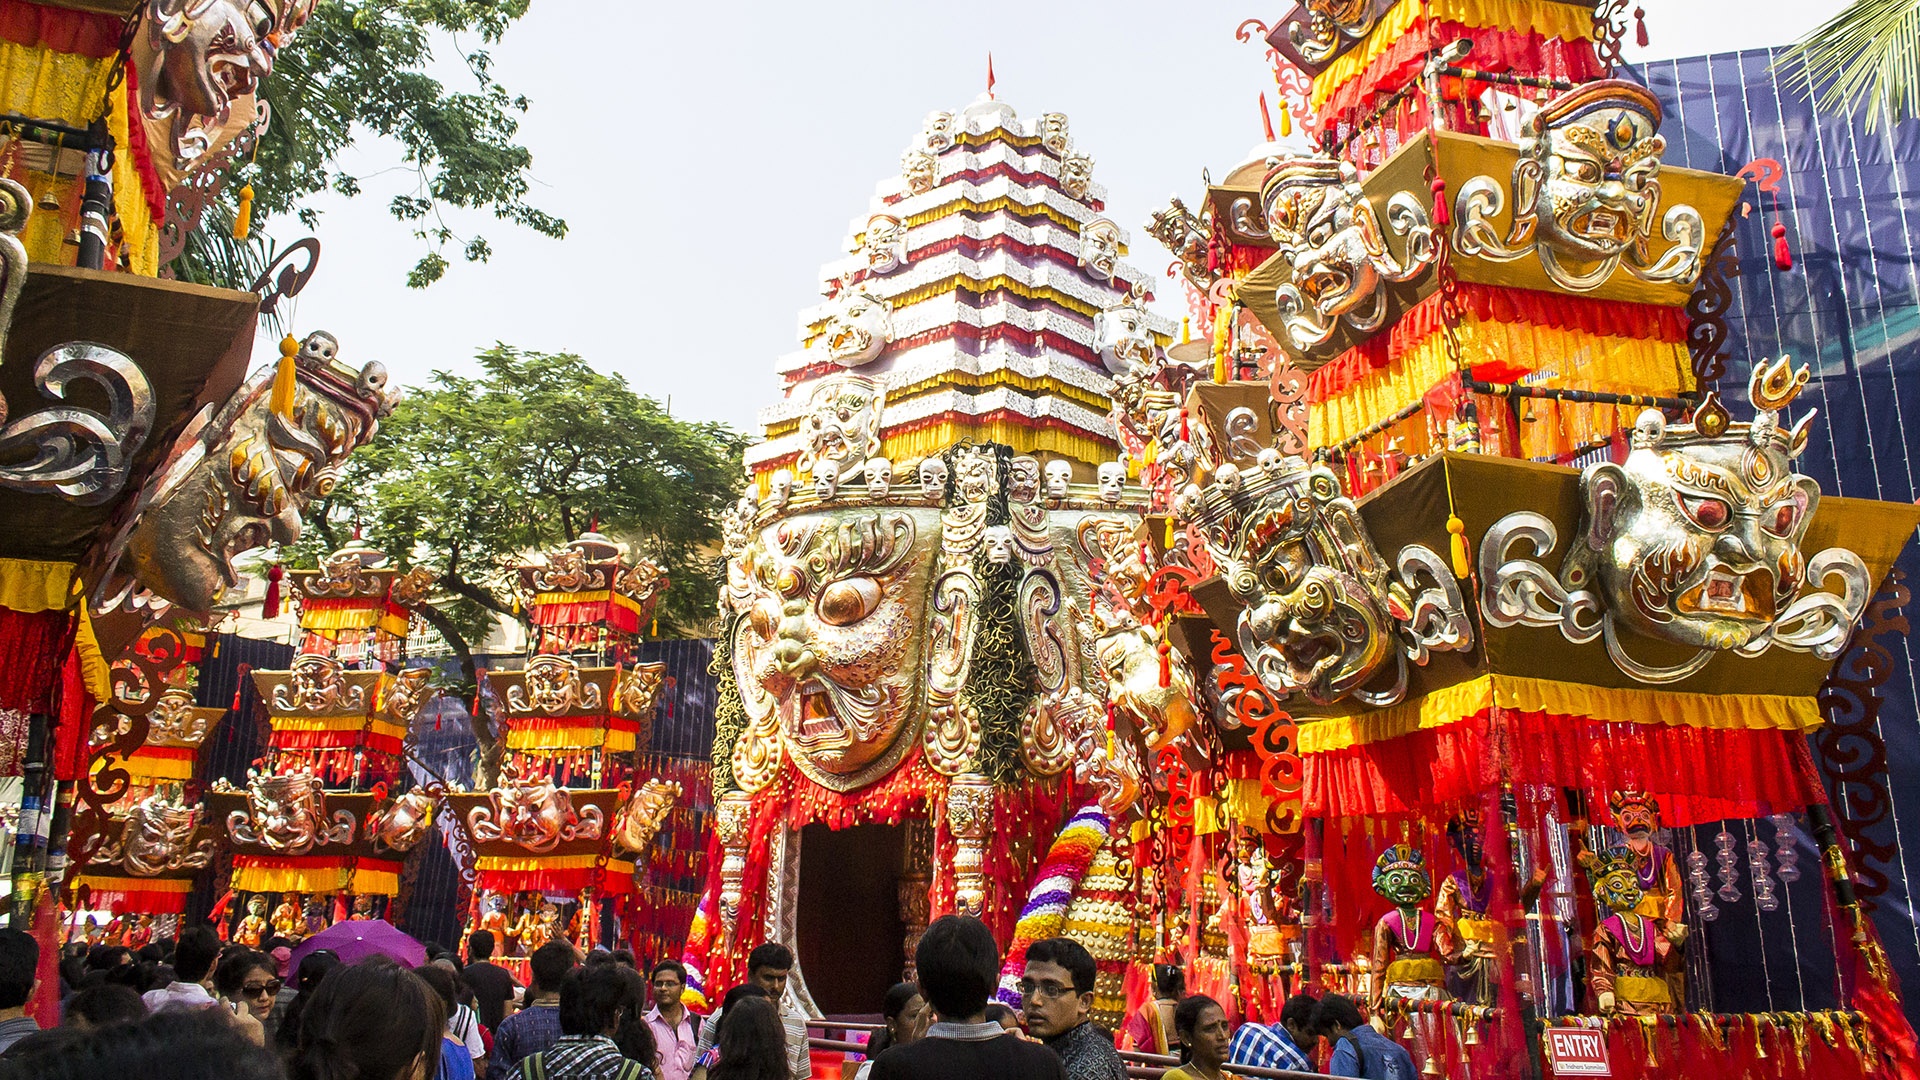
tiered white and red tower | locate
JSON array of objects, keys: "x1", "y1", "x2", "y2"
[{"x1": 744, "y1": 94, "x2": 1175, "y2": 486}]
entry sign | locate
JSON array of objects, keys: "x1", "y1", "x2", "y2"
[{"x1": 1545, "y1": 1026, "x2": 1611, "y2": 1077}]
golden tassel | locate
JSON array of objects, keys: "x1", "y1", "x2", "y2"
[
  {"x1": 1447, "y1": 515, "x2": 1469, "y2": 578},
  {"x1": 233, "y1": 183, "x2": 255, "y2": 240},
  {"x1": 269, "y1": 336, "x2": 299, "y2": 419},
  {"x1": 1180, "y1": 316, "x2": 1191, "y2": 344},
  {"x1": 1278, "y1": 105, "x2": 1292, "y2": 138}
]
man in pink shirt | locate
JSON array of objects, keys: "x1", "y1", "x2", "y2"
[{"x1": 645, "y1": 959, "x2": 698, "y2": 1080}]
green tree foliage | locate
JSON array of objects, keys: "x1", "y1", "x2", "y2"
[
  {"x1": 1784, "y1": 0, "x2": 1920, "y2": 132},
  {"x1": 173, "y1": 0, "x2": 563, "y2": 289},
  {"x1": 309, "y1": 345, "x2": 744, "y2": 642}
]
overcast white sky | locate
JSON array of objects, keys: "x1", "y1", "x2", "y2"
[{"x1": 266, "y1": 0, "x2": 1850, "y2": 432}]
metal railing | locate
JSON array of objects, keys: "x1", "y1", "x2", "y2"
[{"x1": 806, "y1": 1021, "x2": 1340, "y2": 1080}]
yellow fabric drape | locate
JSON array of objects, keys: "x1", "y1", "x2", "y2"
[
  {"x1": 350, "y1": 867, "x2": 400, "y2": 895},
  {"x1": 0, "y1": 42, "x2": 115, "y2": 267},
  {"x1": 269, "y1": 716, "x2": 407, "y2": 743},
  {"x1": 505, "y1": 727, "x2": 637, "y2": 752},
  {"x1": 474, "y1": 854, "x2": 600, "y2": 872},
  {"x1": 0, "y1": 558, "x2": 76, "y2": 612},
  {"x1": 231, "y1": 864, "x2": 351, "y2": 894},
  {"x1": 104, "y1": 81, "x2": 157, "y2": 276},
  {"x1": 1310, "y1": 0, "x2": 1599, "y2": 110},
  {"x1": 1299, "y1": 673, "x2": 1824, "y2": 754},
  {"x1": 73, "y1": 602, "x2": 110, "y2": 702},
  {"x1": 69, "y1": 874, "x2": 193, "y2": 894},
  {"x1": 1309, "y1": 322, "x2": 1692, "y2": 449}
]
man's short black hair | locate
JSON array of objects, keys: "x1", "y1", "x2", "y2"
[
  {"x1": 530, "y1": 941, "x2": 577, "y2": 994},
  {"x1": 1312, "y1": 993, "x2": 1365, "y2": 1034},
  {"x1": 0, "y1": 928, "x2": 38, "y2": 1009},
  {"x1": 649, "y1": 959, "x2": 687, "y2": 983},
  {"x1": 172, "y1": 926, "x2": 221, "y2": 985},
  {"x1": 1024, "y1": 936, "x2": 1096, "y2": 996},
  {"x1": 1279, "y1": 992, "x2": 1318, "y2": 1030},
  {"x1": 467, "y1": 930, "x2": 496, "y2": 960},
  {"x1": 558, "y1": 964, "x2": 632, "y2": 1037},
  {"x1": 913, "y1": 915, "x2": 998, "y2": 1020},
  {"x1": 746, "y1": 942, "x2": 792, "y2": 975},
  {"x1": 65, "y1": 983, "x2": 147, "y2": 1028}
]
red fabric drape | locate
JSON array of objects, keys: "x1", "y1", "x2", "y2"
[
  {"x1": 1304, "y1": 708, "x2": 1821, "y2": 824},
  {"x1": 0, "y1": 0, "x2": 121, "y2": 57},
  {"x1": 1313, "y1": 21, "x2": 1607, "y2": 129}
]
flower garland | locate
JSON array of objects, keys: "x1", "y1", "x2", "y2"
[{"x1": 995, "y1": 803, "x2": 1112, "y2": 1007}]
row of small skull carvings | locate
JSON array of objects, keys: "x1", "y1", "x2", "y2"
[{"x1": 757, "y1": 456, "x2": 1134, "y2": 510}]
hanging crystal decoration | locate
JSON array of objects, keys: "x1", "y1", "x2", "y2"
[
  {"x1": 1748, "y1": 836, "x2": 1779, "y2": 911},
  {"x1": 1772, "y1": 813, "x2": 1801, "y2": 883},
  {"x1": 1715, "y1": 827, "x2": 1742, "y2": 902},
  {"x1": 1686, "y1": 848, "x2": 1719, "y2": 921}
]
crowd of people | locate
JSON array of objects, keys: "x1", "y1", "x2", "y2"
[{"x1": 0, "y1": 916, "x2": 1416, "y2": 1080}]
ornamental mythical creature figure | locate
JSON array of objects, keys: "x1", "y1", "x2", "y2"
[
  {"x1": 122, "y1": 331, "x2": 398, "y2": 612},
  {"x1": 1176, "y1": 452, "x2": 1470, "y2": 707},
  {"x1": 1453, "y1": 80, "x2": 1705, "y2": 293},
  {"x1": 1261, "y1": 156, "x2": 1434, "y2": 355},
  {"x1": 1481, "y1": 357, "x2": 1871, "y2": 683}
]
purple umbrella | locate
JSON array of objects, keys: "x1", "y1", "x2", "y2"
[{"x1": 288, "y1": 919, "x2": 426, "y2": 970}]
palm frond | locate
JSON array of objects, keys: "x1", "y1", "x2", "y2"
[{"x1": 1779, "y1": 0, "x2": 1920, "y2": 132}]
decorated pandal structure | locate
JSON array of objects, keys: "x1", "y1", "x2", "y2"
[
  {"x1": 679, "y1": 16, "x2": 1920, "y2": 1080},
  {"x1": 0, "y1": 0, "x2": 417, "y2": 989},
  {"x1": 444, "y1": 533, "x2": 682, "y2": 980}
]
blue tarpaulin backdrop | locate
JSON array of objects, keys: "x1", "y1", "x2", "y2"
[{"x1": 1637, "y1": 48, "x2": 1920, "y2": 1025}]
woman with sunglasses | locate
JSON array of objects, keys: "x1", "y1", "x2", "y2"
[{"x1": 214, "y1": 948, "x2": 281, "y2": 1047}]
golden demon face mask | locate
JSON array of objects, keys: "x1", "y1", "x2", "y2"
[
  {"x1": 1176, "y1": 452, "x2": 1470, "y2": 707},
  {"x1": 1454, "y1": 80, "x2": 1705, "y2": 293},
  {"x1": 121, "y1": 332, "x2": 397, "y2": 612},
  {"x1": 1261, "y1": 156, "x2": 1433, "y2": 354},
  {"x1": 1591, "y1": 846, "x2": 1646, "y2": 915},
  {"x1": 730, "y1": 509, "x2": 941, "y2": 787},
  {"x1": 795, "y1": 375, "x2": 885, "y2": 485},
  {"x1": 1481, "y1": 358, "x2": 1871, "y2": 683},
  {"x1": 135, "y1": 0, "x2": 318, "y2": 180}
]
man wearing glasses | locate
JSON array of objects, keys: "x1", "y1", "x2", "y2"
[
  {"x1": 1020, "y1": 938, "x2": 1125, "y2": 1080},
  {"x1": 645, "y1": 959, "x2": 698, "y2": 1080}
]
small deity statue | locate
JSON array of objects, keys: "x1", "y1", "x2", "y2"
[
  {"x1": 1370, "y1": 843, "x2": 1454, "y2": 1069},
  {"x1": 304, "y1": 894, "x2": 331, "y2": 936},
  {"x1": 124, "y1": 914, "x2": 153, "y2": 951},
  {"x1": 348, "y1": 894, "x2": 376, "y2": 921},
  {"x1": 517, "y1": 897, "x2": 558, "y2": 953},
  {"x1": 235, "y1": 894, "x2": 270, "y2": 948},
  {"x1": 272, "y1": 893, "x2": 305, "y2": 940},
  {"x1": 1587, "y1": 846, "x2": 1683, "y2": 1015},
  {"x1": 1435, "y1": 812, "x2": 1499, "y2": 1004},
  {"x1": 1231, "y1": 832, "x2": 1293, "y2": 965},
  {"x1": 477, "y1": 893, "x2": 512, "y2": 953},
  {"x1": 1370, "y1": 843, "x2": 1455, "y2": 1009},
  {"x1": 1608, "y1": 791, "x2": 1686, "y2": 929}
]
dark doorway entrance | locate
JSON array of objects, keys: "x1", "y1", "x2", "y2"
[{"x1": 796, "y1": 821, "x2": 906, "y2": 1016}]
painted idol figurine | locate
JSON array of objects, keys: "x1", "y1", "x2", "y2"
[{"x1": 1588, "y1": 846, "x2": 1683, "y2": 1015}]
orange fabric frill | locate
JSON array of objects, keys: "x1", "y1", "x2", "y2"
[{"x1": 1305, "y1": 284, "x2": 1691, "y2": 405}]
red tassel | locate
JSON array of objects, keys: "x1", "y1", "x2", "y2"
[
  {"x1": 1430, "y1": 177, "x2": 1450, "y2": 228},
  {"x1": 231, "y1": 663, "x2": 251, "y2": 711},
  {"x1": 262, "y1": 563, "x2": 283, "y2": 620},
  {"x1": 1634, "y1": 7, "x2": 1649, "y2": 47},
  {"x1": 1771, "y1": 220, "x2": 1792, "y2": 271}
]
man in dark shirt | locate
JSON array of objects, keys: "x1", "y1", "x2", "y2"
[
  {"x1": 488, "y1": 941, "x2": 576, "y2": 1080},
  {"x1": 873, "y1": 915, "x2": 1065, "y2": 1080},
  {"x1": 1020, "y1": 937, "x2": 1125, "y2": 1080},
  {"x1": 465, "y1": 930, "x2": 522, "y2": 1031}
]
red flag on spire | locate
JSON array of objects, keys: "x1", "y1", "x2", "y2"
[
  {"x1": 1259, "y1": 92, "x2": 1276, "y2": 142},
  {"x1": 987, "y1": 52, "x2": 996, "y2": 98}
]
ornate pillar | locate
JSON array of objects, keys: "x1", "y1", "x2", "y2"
[
  {"x1": 945, "y1": 774, "x2": 993, "y2": 918},
  {"x1": 898, "y1": 817, "x2": 933, "y2": 980},
  {"x1": 715, "y1": 790, "x2": 754, "y2": 932}
]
